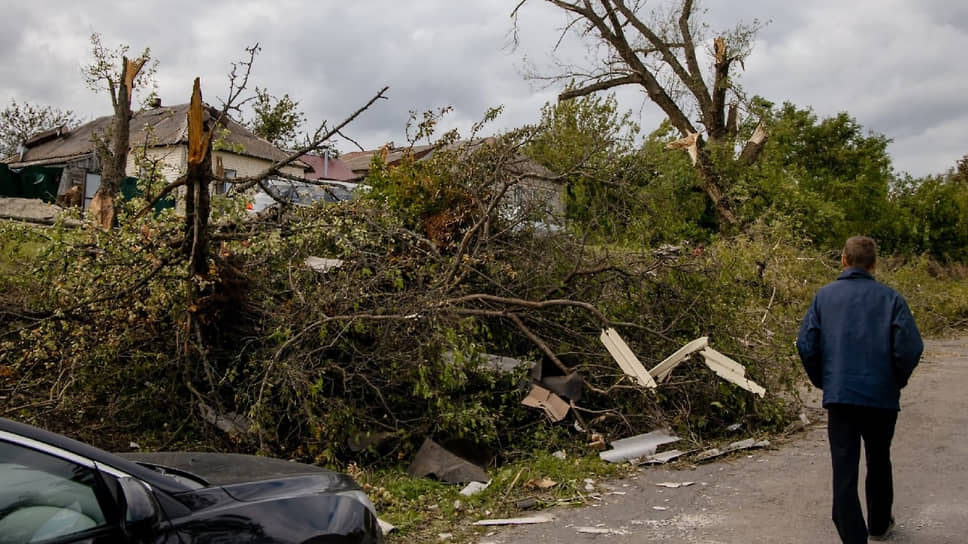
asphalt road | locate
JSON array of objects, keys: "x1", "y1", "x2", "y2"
[{"x1": 477, "y1": 338, "x2": 968, "y2": 543}]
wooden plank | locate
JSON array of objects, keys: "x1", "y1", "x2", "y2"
[{"x1": 648, "y1": 336, "x2": 708, "y2": 382}]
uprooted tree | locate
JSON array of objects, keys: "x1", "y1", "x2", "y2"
[
  {"x1": 0, "y1": 96, "x2": 806, "y2": 463},
  {"x1": 514, "y1": 0, "x2": 769, "y2": 225}
]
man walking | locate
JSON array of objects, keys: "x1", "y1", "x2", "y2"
[{"x1": 796, "y1": 236, "x2": 923, "y2": 543}]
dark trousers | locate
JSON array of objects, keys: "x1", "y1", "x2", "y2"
[{"x1": 826, "y1": 404, "x2": 898, "y2": 544}]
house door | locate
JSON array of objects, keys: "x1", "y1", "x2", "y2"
[{"x1": 83, "y1": 173, "x2": 101, "y2": 211}]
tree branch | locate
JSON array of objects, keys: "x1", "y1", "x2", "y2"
[{"x1": 558, "y1": 75, "x2": 640, "y2": 101}]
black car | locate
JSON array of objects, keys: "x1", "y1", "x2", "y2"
[{"x1": 0, "y1": 417, "x2": 383, "y2": 543}]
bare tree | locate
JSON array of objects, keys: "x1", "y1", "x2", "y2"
[{"x1": 513, "y1": 0, "x2": 768, "y2": 225}]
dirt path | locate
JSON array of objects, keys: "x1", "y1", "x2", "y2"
[{"x1": 478, "y1": 338, "x2": 968, "y2": 543}]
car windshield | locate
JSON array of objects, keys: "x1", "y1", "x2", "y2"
[{"x1": 248, "y1": 181, "x2": 356, "y2": 213}]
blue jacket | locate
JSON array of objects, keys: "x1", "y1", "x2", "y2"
[{"x1": 796, "y1": 267, "x2": 923, "y2": 410}]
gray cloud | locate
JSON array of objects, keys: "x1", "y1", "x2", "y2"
[{"x1": 2, "y1": 1, "x2": 963, "y2": 176}]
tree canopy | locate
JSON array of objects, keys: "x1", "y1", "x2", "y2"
[
  {"x1": 0, "y1": 100, "x2": 79, "y2": 158},
  {"x1": 246, "y1": 87, "x2": 306, "y2": 149}
]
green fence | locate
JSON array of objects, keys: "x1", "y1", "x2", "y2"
[{"x1": 0, "y1": 164, "x2": 60, "y2": 202}]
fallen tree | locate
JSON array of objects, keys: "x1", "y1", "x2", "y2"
[{"x1": 0, "y1": 114, "x2": 814, "y2": 465}]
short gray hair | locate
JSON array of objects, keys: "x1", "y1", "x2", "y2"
[{"x1": 843, "y1": 236, "x2": 877, "y2": 269}]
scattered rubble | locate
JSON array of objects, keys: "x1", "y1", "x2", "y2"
[
  {"x1": 524, "y1": 478, "x2": 557, "y2": 490},
  {"x1": 601, "y1": 333, "x2": 767, "y2": 397},
  {"x1": 198, "y1": 401, "x2": 252, "y2": 436},
  {"x1": 695, "y1": 438, "x2": 771, "y2": 461},
  {"x1": 600, "y1": 328, "x2": 657, "y2": 387},
  {"x1": 600, "y1": 429, "x2": 680, "y2": 463},
  {"x1": 459, "y1": 480, "x2": 491, "y2": 496},
  {"x1": 640, "y1": 450, "x2": 686, "y2": 465},
  {"x1": 377, "y1": 519, "x2": 395, "y2": 535},
  {"x1": 407, "y1": 438, "x2": 490, "y2": 484},
  {"x1": 530, "y1": 358, "x2": 583, "y2": 401},
  {"x1": 655, "y1": 481, "x2": 695, "y2": 489},
  {"x1": 473, "y1": 515, "x2": 553, "y2": 526},
  {"x1": 303, "y1": 256, "x2": 343, "y2": 273},
  {"x1": 576, "y1": 526, "x2": 628, "y2": 535},
  {"x1": 522, "y1": 385, "x2": 570, "y2": 422}
]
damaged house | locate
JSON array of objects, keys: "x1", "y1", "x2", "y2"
[{"x1": 2, "y1": 100, "x2": 307, "y2": 210}]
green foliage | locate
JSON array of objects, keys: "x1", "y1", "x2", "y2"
[
  {"x1": 880, "y1": 159, "x2": 968, "y2": 261},
  {"x1": 0, "y1": 100, "x2": 79, "y2": 158},
  {"x1": 246, "y1": 87, "x2": 306, "y2": 149},
  {"x1": 878, "y1": 256, "x2": 968, "y2": 336},
  {"x1": 0, "y1": 206, "x2": 189, "y2": 432},
  {"x1": 524, "y1": 93, "x2": 655, "y2": 241},
  {"x1": 364, "y1": 106, "x2": 542, "y2": 249},
  {"x1": 735, "y1": 102, "x2": 895, "y2": 249},
  {"x1": 624, "y1": 121, "x2": 716, "y2": 245}
]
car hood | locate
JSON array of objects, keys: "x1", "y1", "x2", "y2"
[{"x1": 120, "y1": 452, "x2": 357, "y2": 490}]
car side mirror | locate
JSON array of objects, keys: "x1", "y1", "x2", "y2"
[{"x1": 118, "y1": 477, "x2": 160, "y2": 539}]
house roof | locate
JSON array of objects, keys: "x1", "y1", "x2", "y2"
[
  {"x1": 337, "y1": 138, "x2": 555, "y2": 181},
  {"x1": 299, "y1": 153, "x2": 357, "y2": 181},
  {"x1": 5, "y1": 103, "x2": 303, "y2": 170},
  {"x1": 340, "y1": 143, "x2": 438, "y2": 174}
]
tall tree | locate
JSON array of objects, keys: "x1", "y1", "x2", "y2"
[
  {"x1": 0, "y1": 100, "x2": 79, "y2": 158},
  {"x1": 83, "y1": 33, "x2": 157, "y2": 228},
  {"x1": 514, "y1": 0, "x2": 767, "y2": 225}
]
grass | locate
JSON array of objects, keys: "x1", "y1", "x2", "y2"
[{"x1": 353, "y1": 450, "x2": 632, "y2": 543}]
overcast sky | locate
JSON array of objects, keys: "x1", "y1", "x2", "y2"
[{"x1": 1, "y1": 0, "x2": 964, "y2": 177}]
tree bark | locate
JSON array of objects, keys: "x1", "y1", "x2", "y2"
[{"x1": 90, "y1": 57, "x2": 146, "y2": 229}]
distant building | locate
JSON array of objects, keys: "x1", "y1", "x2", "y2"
[{"x1": 3, "y1": 101, "x2": 307, "y2": 209}]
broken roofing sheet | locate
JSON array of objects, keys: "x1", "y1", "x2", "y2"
[
  {"x1": 600, "y1": 328, "x2": 657, "y2": 388},
  {"x1": 600, "y1": 330, "x2": 766, "y2": 398},
  {"x1": 599, "y1": 429, "x2": 680, "y2": 463},
  {"x1": 406, "y1": 438, "x2": 489, "y2": 484},
  {"x1": 695, "y1": 438, "x2": 771, "y2": 461}
]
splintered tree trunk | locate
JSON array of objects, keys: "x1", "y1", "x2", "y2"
[
  {"x1": 183, "y1": 78, "x2": 212, "y2": 277},
  {"x1": 89, "y1": 104, "x2": 130, "y2": 228},
  {"x1": 90, "y1": 56, "x2": 147, "y2": 229}
]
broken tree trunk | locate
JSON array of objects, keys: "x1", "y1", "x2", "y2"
[
  {"x1": 665, "y1": 132, "x2": 739, "y2": 226},
  {"x1": 90, "y1": 56, "x2": 146, "y2": 229},
  {"x1": 183, "y1": 78, "x2": 213, "y2": 277}
]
